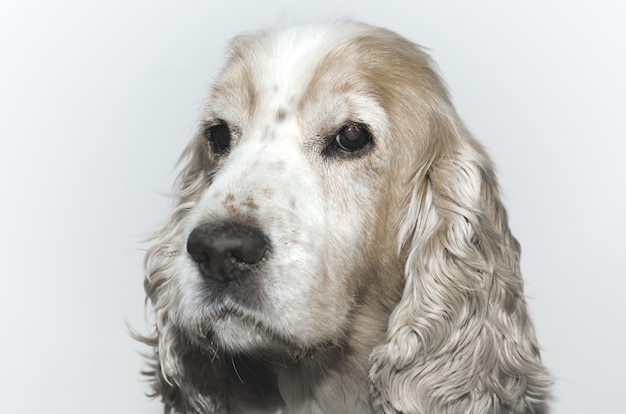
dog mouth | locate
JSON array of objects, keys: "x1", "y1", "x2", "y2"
[
  {"x1": 211, "y1": 305, "x2": 271, "y2": 337},
  {"x1": 196, "y1": 304, "x2": 333, "y2": 361},
  {"x1": 203, "y1": 304, "x2": 290, "y2": 349}
]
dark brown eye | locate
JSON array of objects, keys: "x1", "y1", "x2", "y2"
[
  {"x1": 206, "y1": 122, "x2": 231, "y2": 154},
  {"x1": 333, "y1": 124, "x2": 372, "y2": 153}
]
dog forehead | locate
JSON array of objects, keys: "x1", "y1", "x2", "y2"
[
  {"x1": 234, "y1": 22, "x2": 370, "y2": 79},
  {"x1": 210, "y1": 22, "x2": 380, "y2": 119}
]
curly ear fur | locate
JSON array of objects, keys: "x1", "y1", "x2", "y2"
[
  {"x1": 369, "y1": 110, "x2": 551, "y2": 413},
  {"x1": 138, "y1": 136, "x2": 230, "y2": 413}
]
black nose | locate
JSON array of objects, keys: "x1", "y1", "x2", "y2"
[{"x1": 186, "y1": 221, "x2": 269, "y2": 281}]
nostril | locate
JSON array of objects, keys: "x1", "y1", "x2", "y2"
[{"x1": 186, "y1": 221, "x2": 269, "y2": 280}]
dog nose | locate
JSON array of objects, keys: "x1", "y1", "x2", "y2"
[{"x1": 186, "y1": 221, "x2": 269, "y2": 281}]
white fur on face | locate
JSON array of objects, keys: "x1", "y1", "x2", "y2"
[{"x1": 171, "y1": 23, "x2": 392, "y2": 353}]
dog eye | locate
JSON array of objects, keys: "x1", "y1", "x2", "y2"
[
  {"x1": 332, "y1": 124, "x2": 372, "y2": 153},
  {"x1": 205, "y1": 122, "x2": 231, "y2": 154}
]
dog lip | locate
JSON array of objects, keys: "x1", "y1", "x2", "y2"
[{"x1": 205, "y1": 304, "x2": 278, "y2": 343}]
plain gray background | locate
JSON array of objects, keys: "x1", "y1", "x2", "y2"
[{"x1": 1, "y1": 1, "x2": 624, "y2": 413}]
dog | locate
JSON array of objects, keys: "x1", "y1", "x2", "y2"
[{"x1": 139, "y1": 20, "x2": 551, "y2": 413}]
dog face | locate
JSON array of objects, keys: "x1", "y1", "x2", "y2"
[
  {"x1": 168, "y1": 24, "x2": 416, "y2": 354},
  {"x1": 143, "y1": 21, "x2": 550, "y2": 413}
]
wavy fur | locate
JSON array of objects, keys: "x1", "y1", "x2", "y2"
[
  {"x1": 369, "y1": 112, "x2": 551, "y2": 413},
  {"x1": 138, "y1": 20, "x2": 550, "y2": 413}
]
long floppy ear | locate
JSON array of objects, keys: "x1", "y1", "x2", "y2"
[
  {"x1": 369, "y1": 110, "x2": 551, "y2": 413},
  {"x1": 137, "y1": 135, "x2": 229, "y2": 413}
]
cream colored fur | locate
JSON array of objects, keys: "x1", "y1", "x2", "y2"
[{"x1": 138, "y1": 20, "x2": 551, "y2": 413}]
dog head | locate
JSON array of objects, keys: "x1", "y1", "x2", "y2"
[{"x1": 141, "y1": 21, "x2": 550, "y2": 413}]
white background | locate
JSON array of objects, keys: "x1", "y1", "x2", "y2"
[{"x1": 1, "y1": 1, "x2": 624, "y2": 413}]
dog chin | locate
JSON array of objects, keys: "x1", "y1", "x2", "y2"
[
  {"x1": 208, "y1": 313, "x2": 278, "y2": 352},
  {"x1": 202, "y1": 310, "x2": 329, "y2": 362}
]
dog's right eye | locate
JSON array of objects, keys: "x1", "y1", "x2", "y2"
[{"x1": 205, "y1": 123, "x2": 231, "y2": 154}]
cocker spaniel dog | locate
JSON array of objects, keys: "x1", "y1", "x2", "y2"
[{"x1": 139, "y1": 21, "x2": 551, "y2": 413}]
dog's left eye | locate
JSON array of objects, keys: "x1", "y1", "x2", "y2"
[
  {"x1": 328, "y1": 124, "x2": 372, "y2": 155},
  {"x1": 205, "y1": 122, "x2": 232, "y2": 155}
]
